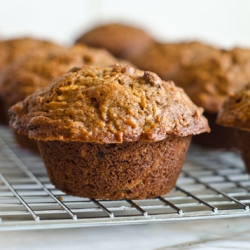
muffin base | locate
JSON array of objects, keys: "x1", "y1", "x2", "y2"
[
  {"x1": 0, "y1": 99, "x2": 8, "y2": 124},
  {"x1": 237, "y1": 130, "x2": 250, "y2": 174},
  {"x1": 192, "y1": 112, "x2": 238, "y2": 149},
  {"x1": 38, "y1": 136, "x2": 191, "y2": 200},
  {"x1": 14, "y1": 132, "x2": 40, "y2": 153}
]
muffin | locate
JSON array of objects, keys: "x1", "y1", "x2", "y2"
[
  {"x1": 0, "y1": 37, "x2": 64, "y2": 124},
  {"x1": 75, "y1": 23, "x2": 154, "y2": 60},
  {"x1": 130, "y1": 41, "x2": 220, "y2": 81},
  {"x1": 174, "y1": 47, "x2": 250, "y2": 148},
  {"x1": 0, "y1": 37, "x2": 64, "y2": 71},
  {"x1": 9, "y1": 65, "x2": 209, "y2": 200},
  {"x1": 0, "y1": 44, "x2": 133, "y2": 115},
  {"x1": 0, "y1": 44, "x2": 132, "y2": 151},
  {"x1": 217, "y1": 83, "x2": 250, "y2": 172}
]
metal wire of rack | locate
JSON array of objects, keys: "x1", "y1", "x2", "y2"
[{"x1": 0, "y1": 125, "x2": 250, "y2": 231}]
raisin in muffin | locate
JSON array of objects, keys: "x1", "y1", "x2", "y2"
[
  {"x1": 75, "y1": 23, "x2": 154, "y2": 60},
  {"x1": 9, "y1": 65, "x2": 209, "y2": 200},
  {"x1": 174, "y1": 47, "x2": 250, "y2": 148},
  {"x1": 217, "y1": 83, "x2": 250, "y2": 172}
]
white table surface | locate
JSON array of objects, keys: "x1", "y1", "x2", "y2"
[{"x1": 1, "y1": 216, "x2": 250, "y2": 250}]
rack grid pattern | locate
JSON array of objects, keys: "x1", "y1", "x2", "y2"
[{"x1": 0, "y1": 125, "x2": 250, "y2": 231}]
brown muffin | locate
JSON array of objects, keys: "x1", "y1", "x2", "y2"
[
  {"x1": 75, "y1": 23, "x2": 154, "y2": 60},
  {"x1": 0, "y1": 37, "x2": 64, "y2": 124},
  {"x1": 0, "y1": 37, "x2": 64, "y2": 71},
  {"x1": 0, "y1": 44, "x2": 132, "y2": 114},
  {"x1": 130, "y1": 41, "x2": 220, "y2": 81},
  {"x1": 174, "y1": 47, "x2": 250, "y2": 148},
  {"x1": 0, "y1": 44, "x2": 132, "y2": 151},
  {"x1": 9, "y1": 65, "x2": 209, "y2": 200},
  {"x1": 217, "y1": 83, "x2": 250, "y2": 172}
]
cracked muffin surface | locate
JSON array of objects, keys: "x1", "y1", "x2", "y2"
[{"x1": 9, "y1": 64, "x2": 209, "y2": 143}]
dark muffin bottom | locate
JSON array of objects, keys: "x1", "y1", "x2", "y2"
[
  {"x1": 0, "y1": 99, "x2": 8, "y2": 124},
  {"x1": 14, "y1": 132, "x2": 40, "y2": 153},
  {"x1": 192, "y1": 112, "x2": 238, "y2": 149},
  {"x1": 38, "y1": 136, "x2": 191, "y2": 200},
  {"x1": 237, "y1": 130, "x2": 250, "y2": 174}
]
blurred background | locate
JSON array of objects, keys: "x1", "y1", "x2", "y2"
[{"x1": 0, "y1": 0, "x2": 250, "y2": 48}]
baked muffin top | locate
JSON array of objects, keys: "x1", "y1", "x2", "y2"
[
  {"x1": 130, "y1": 41, "x2": 220, "y2": 81},
  {"x1": 0, "y1": 37, "x2": 64, "y2": 71},
  {"x1": 217, "y1": 83, "x2": 250, "y2": 131},
  {"x1": 9, "y1": 65, "x2": 209, "y2": 143},
  {"x1": 0, "y1": 44, "x2": 133, "y2": 108},
  {"x1": 75, "y1": 23, "x2": 154, "y2": 60},
  {"x1": 174, "y1": 47, "x2": 250, "y2": 113}
]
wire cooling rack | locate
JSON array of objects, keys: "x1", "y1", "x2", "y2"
[{"x1": 0, "y1": 125, "x2": 250, "y2": 231}]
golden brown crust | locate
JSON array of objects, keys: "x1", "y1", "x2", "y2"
[
  {"x1": 0, "y1": 37, "x2": 64, "y2": 71},
  {"x1": 9, "y1": 65, "x2": 209, "y2": 143},
  {"x1": 75, "y1": 23, "x2": 154, "y2": 60},
  {"x1": 217, "y1": 83, "x2": 250, "y2": 131}
]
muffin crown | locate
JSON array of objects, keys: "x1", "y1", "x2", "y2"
[
  {"x1": 75, "y1": 23, "x2": 154, "y2": 60},
  {"x1": 217, "y1": 83, "x2": 250, "y2": 131},
  {"x1": 0, "y1": 37, "x2": 64, "y2": 71},
  {"x1": 9, "y1": 65, "x2": 209, "y2": 143}
]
